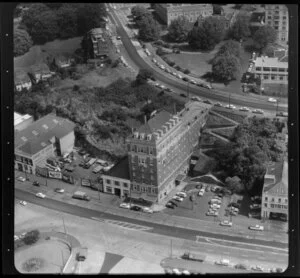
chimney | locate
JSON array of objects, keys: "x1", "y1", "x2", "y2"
[
  {"x1": 144, "y1": 115, "x2": 147, "y2": 124},
  {"x1": 173, "y1": 103, "x2": 177, "y2": 115}
]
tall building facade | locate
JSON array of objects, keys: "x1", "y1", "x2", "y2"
[
  {"x1": 154, "y1": 3, "x2": 213, "y2": 25},
  {"x1": 126, "y1": 102, "x2": 210, "y2": 204},
  {"x1": 265, "y1": 5, "x2": 289, "y2": 45}
]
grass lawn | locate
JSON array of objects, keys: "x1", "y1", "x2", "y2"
[
  {"x1": 212, "y1": 108, "x2": 248, "y2": 124},
  {"x1": 212, "y1": 127, "x2": 236, "y2": 140},
  {"x1": 205, "y1": 113, "x2": 237, "y2": 128}
]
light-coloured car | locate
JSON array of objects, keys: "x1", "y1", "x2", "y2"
[
  {"x1": 152, "y1": 58, "x2": 157, "y2": 63},
  {"x1": 268, "y1": 97, "x2": 277, "y2": 103},
  {"x1": 120, "y1": 203, "x2": 131, "y2": 209},
  {"x1": 177, "y1": 74, "x2": 183, "y2": 79},
  {"x1": 250, "y1": 204, "x2": 261, "y2": 209},
  {"x1": 172, "y1": 196, "x2": 184, "y2": 202},
  {"x1": 190, "y1": 79, "x2": 197, "y2": 84},
  {"x1": 252, "y1": 109, "x2": 264, "y2": 114},
  {"x1": 17, "y1": 176, "x2": 26, "y2": 182},
  {"x1": 159, "y1": 65, "x2": 165, "y2": 70},
  {"x1": 36, "y1": 192, "x2": 46, "y2": 199},
  {"x1": 14, "y1": 235, "x2": 19, "y2": 241},
  {"x1": 19, "y1": 200, "x2": 27, "y2": 206},
  {"x1": 172, "y1": 72, "x2": 177, "y2": 76},
  {"x1": 19, "y1": 232, "x2": 27, "y2": 239},
  {"x1": 215, "y1": 259, "x2": 230, "y2": 266},
  {"x1": 220, "y1": 220, "x2": 232, "y2": 227},
  {"x1": 225, "y1": 104, "x2": 236, "y2": 109},
  {"x1": 251, "y1": 265, "x2": 264, "y2": 272},
  {"x1": 214, "y1": 102, "x2": 223, "y2": 107},
  {"x1": 191, "y1": 96, "x2": 202, "y2": 102},
  {"x1": 198, "y1": 190, "x2": 204, "y2": 196},
  {"x1": 206, "y1": 211, "x2": 218, "y2": 216},
  {"x1": 55, "y1": 188, "x2": 65, "y2": 193},
  {"x1": 143, "y1": 207, "x2": 153, "y2": 213},
  {"x1": 172, "y1": 269, "x2": 181, "y2": 275},
  {"x1": 239, "y1": 106, "x2": 250, "y2": 112},
  {"x1": 210, "y1": 204, "x2": 221, "y2": 209},
  {"x1": 203, "y1": 99, "x2": 213, "y2": 104},
  {"x1": 176, "y1": 192, "x2": 187, "y2": 198},
  {"x1": 182, "y1": 270, "x2": 191, "y2": 275},
  {"x1": 204, "y1": 84, "x2": 212, "y2": 89},
  {"x1": 249, "y1": 225, "x2": 264, "y2": 231},
  {"x1": 210, "y1": 199, "x2": 221, "y2": 205}
]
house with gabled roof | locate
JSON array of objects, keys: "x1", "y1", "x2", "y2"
[
  {"x1": 261, "y1": 160, "x2": 288, "y2": 221},
  {"x1": 28, "y1": 63, "x2": 53, "y2": 84},
  {"x1": 14, "y1": 69, "x2": 32, "y2": 92},
  {"x1": 53, "y1": 53, "x2": 74, "y2": 69}
]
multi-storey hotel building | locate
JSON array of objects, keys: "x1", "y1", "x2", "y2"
[
  {"x1": 154, "y1": 3, "x2": 213, "y2": 25},
  {"x1": 126, "y1": 101, "x2": 210, "y2": 204},
  {"x1": 265, "y1": 4, "x2": 289, "y2": 45}
]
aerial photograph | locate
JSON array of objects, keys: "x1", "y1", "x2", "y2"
[{"x1": 14, "y1": 3, "x2": 289, "y2": 274}]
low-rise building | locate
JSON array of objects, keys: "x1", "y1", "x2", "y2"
[
  {"x1": 14, "y1": 69, "x2": 32, "y2": 92},
  {"x1": 28, "y1": 63, "x2": 53, "y2": 84},
  {"x1": 252, "y1": 54, "x2": 288, "y2": 85},
  {"x1": 154, "y1": 3, "x2": 213, "y2": 25},
  {"x1": 53, "y1": 54, "x2": 74, "y2": 69},
  {"x1": 102, "y1": 156, "x2": 131, "y2": 198},
  {"x1": 197, "y1": 11, "x2": 238, "y2": 30},
  {"x1": 14, "y1": 112, "x2": 33, "y2": 131},
  {"x1": 15, "y1": 114, "x2": 75, "y2": 175},
  {"x1": 261, "y1": 160, "x2": 288, "y2": 221}
]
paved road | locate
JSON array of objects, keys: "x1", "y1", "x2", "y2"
[
  {"x1": 15, "y1": 189, "x2": 288, "y2": 252},
  {"x1": 107, "y1": 6, "x2": 288, "y2": 113}
]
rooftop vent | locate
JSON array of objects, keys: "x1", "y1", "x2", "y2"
[
  {"x1": 32, "y1": 130, "x2": 38, "y2": 136},
  {"x1": 21, "y1": 136, "x2": 27, "y2": 142},
  {"x1": 41, "y1": 142, "x2": 47, "y2": 147},
  {"x1": 42, "y1": 124, "x2": 48, "y2": 130},
  {"x1": 53, "y1": 119, "x2": 58, "y2": 124}
]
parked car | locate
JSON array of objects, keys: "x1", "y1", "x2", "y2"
[
  {"x1": 172, "y1": 268, "x2": 181, "y2": 275},
  {"x1": 191, "y1": 96, "x2": 202, "y2": 101},
  {"x1": 203, "y1": 84, "x2": 212, "y2": 89},
  {"x1": 251, "y1": 196, "x2": 261, "y2": 201},
  {"x1": 172, "y1": 196, "x2": 184, "y2": 202},
  {"x1": 172, "y1": 72, "x2": 178, "y2": 76},
  {"x1": 166, "y1": 202, "x2": 175, "y2": 209},
  {"x1": 19, "y1": 200, "x2": 27, "y2": 206},
  {"x1": 225, "y1": 104, "x2": 236, "y2": 109},
  {"x1": 119, "y1": 203, "x2": 131, "y2": 209},
  {"x1": 182, "y1": 77, "x2": 190, "y2": 82},
  {"x1": 142, "y1": 207, "x2": 153, "y2": 213},
  {"x1": 130, "y1": 205, "x2": 142, "y2": 211},
  {"x1": 19, "y1": 232, "x2": 27, "y2": 239},
  {"x1": 177, "y1": 74, "x2": 182, "y2": 79},
  {"x1": 249, "y1": 224, "x2": 264, "y2": 231},
  {"x1": 276, "y1": 112, "x2": 288, "y2": 117},
  {"x1": 235, "y1": 263, "x2": 247, "y2": 270},
  {"x1": 203, "y1": 99, "x2": 213, "y2": 104},
  {"x1": 54, "y1": 188, "x2": 65, "y2": 193},
  {"x1": 173, "y1": 48, "x2": 181, "y2": 54},
  {"x1": 165, "y1": 68, "x2": 172, "y2": 73},
  {"x1": 116, "y1": 36, "x2": 121, "y2": 40},
  {"x1": 268, "y1": 97, "x2": 277, "y2": 103},
  {"x1": 176, "y1": 192, "x2": 187, "y2": 198},
  {"x1": 32, "y1": 181, "x2": 40, "y2": 187},
  {"x1": 206, "y1": 211, "x2": 218, "y2": 216},
  {"x1": 205, "y1": 185, "x2": 211, "y2": 192},
  {"x1": 250, "y1": 204, "x2": 261, "y2": 209},
  {"x1": 214, "y1": 102, "x2": 223, "y2": 107},
  {"x1": 36, "y1": 192, "x2": 46, "y2": 199},
  {"x1": 251, "y1": 265, "x2": 264, "y2": 271},
  {"x1": 152, "y1": 58, "x2": 157, "y2": 63},
  {"x1": 198, "y1": 190, "x2": 204, "y2": 197},
  {"x1": 14, "y1": 235, "x2": 20, "y2": 241},
  {"x1": 220, "y1": 220, "x2": 232, "y2": 227},
  {"x1": 210, "y1": 199, "x2": 221, "y2": 205},
  {"x1": 165, "y1": 87, "x2": 174, "y2": 93},
  {"x1": 190, "y1": 79, "x2": 197, "y2": 84},
  {"x1": 239, "y1": 106, "x2": 250, "y2": 112},
  {"x1": 180, "y1": 93, "x2": 187, "y2": 98},
  {"x1": 252, "y1": 109, "x2": 264, "y2": 114},
  {"x1": 210, "y1": 204, "x2": 220, "y2": 209},
  {"x1": 248, "y1": 212, "x2": 261, "y2": 218},
  {"x1": 215, "y1": 259, "x2": 230, "y2": 266},
  {"x1": 182, "y1": 270, "x2": 191, "y2": 275},
  {"x1": 190, "y1": 195, "x2": 195, "y2": 201},
  {"x1": 170, "y1": 200, "x2": 178, "y2": 207},
  {"x1": 17, "y1": 176, "x2": 26, "y2": 182}
]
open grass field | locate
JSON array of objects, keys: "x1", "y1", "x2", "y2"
[{"x1": 15, "y1": 240, "x2": 70, "y2": 274}]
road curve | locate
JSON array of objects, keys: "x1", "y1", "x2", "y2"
[
  {"x1": 15, "y1": 189, "x2": 288, "y2": 251},
  {"x1": 108, "y1": 8, "x2": 287, "y2": 113}
]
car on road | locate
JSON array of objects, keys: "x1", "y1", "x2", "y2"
[
  {"x1": 229, "y1": 206, "x2": 239, "y2": 213},
  {"x1": 220, "y1": 220, "x2": 232, "y2": 227},
  {"x1": 268, "y1": 97, "x2": 277, "y2": 103},
  {"x1": 14, "y1": 235, "x2": 19, "y2": 241},
  {"x1": 17, "y1": 176, "x2": 26, "y2": 182},
  {"x1": 190, "y1": 79, "x2": 197, "y2": 84},
  {"x1": 249, "y1": 224, "x2": 264, "y2": 231},
  {"x1": 215, "y1": 259, "x2": 230, "y2": 266},
  {"x1": 191, "y1": 96, "x2": 202, "y2": 102},
  {"x1": 19, "y1": 200, "x2": 27, "y2": 206},
  {"x1": 119, "y1": 203, "x2": 131, "y2": 209},
  {"x1": 172, "y1": 196, "x2": 184, "y2": 202},
  {"x1": 248, "y1": 212, "x2": 261, "y2": 218},
  {"x1": 252, "y1": 109, "x2": 264, "y2": 114},
  {"x1": 36, "y1": 192, "x2": 46, "y2": 199},
  {"x1": 177, "y1": 74, "x2": 183, "y2": 79},
  {"x1": 176, "y1": 192, "x2": 187, "y2": 198},
  {"x1": 130, "y1": 205, "x2": 142, "y2": 211},
  {"x1": 203, "y1": 99, "x2": 213, "y2": 104},
  {"x1": 180, "y1": 93, "x2": 187, "y2": 98},
  {"x1": 159, "y1": 64, "x2": 165, "y2": 70},
  {"x1": 250, "y1": 204, "x2": 261, "y2": 209},
  {"x1": 239, "y1": 106, "x2": 250, "y2": 112},
  {"x1": 251, "y1": 265, "x2": 264, "y2": 272},
  {"x1": 210, "y1": 199, "x2": 221, "y2": 205},
  {"x1": 165, "y1": 68, "x2": 172, "y2": 73},
  {"x1": 172, "y1": 268, "x2": 181, "y2": 275},
  {"x1": 204, "y1": 84, "x2": 212, "y2": 89},
  {"x1": 235, "y1": 263, "x2": 247, "y2": 270},
  {"x1": 116, "y1": 36, "x2": 121, "y2": 40},
  {"x1": 142, "y1": 207, "x2": 153, "y2": 213},
  {"x1": 54, "y1": 188, "x2": 65, "y2": 193},
  {"x1": 165, "y1": 87, "x2": 174, "y2": 93},
  {"x1": 182, "y1": 270, "x2": 191, "y2": 275},
  {"x1": 152, "y1": 58, "x2": 157, "y2": 63},
  {"x1": 171, "y1": 72, "x2": 177, "y2": 76},
  {"x1": 214, "y1": 102, "x2": 223, "y2": 107},
  {"x1": 276, "y1": 112, "x2": 288, "y2": 117},
  {"x1": 225, "y1": 104, "x2": 236, "y2": 109},
  {"x1": 206, "y1": 211, "x2": 218, "y2": 216},
  {"x1": 182, "y1": 77, "x2": 190, "y2": 82},
  {"x1": 19, "y1": 232, "x2": 27, "y2": 239},
  {"x1": 32, "y1": 181, "x2": 40, "y2": 187},
  {"x1": 198, "y1": 189, "x2": 204, "y2": 196},
  {"x1": 166, "y1": 202, "x2": 175, "y2": 209},
  {"x1": 251, "y1": 196, "x2": 261, "y2": 201}
]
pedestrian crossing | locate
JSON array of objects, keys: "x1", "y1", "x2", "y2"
[{"x1": 91, "y1": 217, "x2": 153, "y2": 231}]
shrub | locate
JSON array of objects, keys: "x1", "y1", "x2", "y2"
[
  {"x1": 168, "y1": 60, "x2": 175, "y2": 66},
  {"x1": 73, "y1": 85, "x2": 80, "y2": 91},
  {"x1": 156, "y1": 47, "x2": 164, "y2": 56},
  {"x1": 155, "y1": 39, "x2": 164, "y2": 46},
  {"x1": 23, "y1": 230, "x2": 40, "y2": 245},
  {"x1": 175, "y1": 65, "x2": 181, "y2": 71},
  {"x1": 164, "y1": 42, "x2": 170, "y2": 48},
  {"x1": 183, "y1": 69, "x2": 191, "y2": 74}
]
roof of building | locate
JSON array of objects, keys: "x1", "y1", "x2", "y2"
[
  {"x1": 14, "y1": 112, "x2": 32, "y2": 126},
  {"x1": 14, "y1": 69, "x2": 31, "y2": 84},
  {"x1": 104, "y1": 156, "x2": 130, "y2": 180},
  {"x1": 18, "y1": 136, "x2": 52, "y2": 156},
  {"x1": 254, "y1": 56, "x2": 288, "y2": 68},
  {"x1": 15, "y1": 114, "x2": 75, "y2": 155},
  {"x1": 263, "y1": 161, "x2": 288, "y2": 195},
  {"x1": 29, "y1": 63, "x2": 51, "y2": 75}
]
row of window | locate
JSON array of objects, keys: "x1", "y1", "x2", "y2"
[
  {"x1": 105, "y1": 179, "x2": 129, "y2": 188},
  {"x1": 132, "y1": 184, "x2": 158, "y2": 194},
  {"x1": 256, "y1": 74, "x2": 287, "y2": 81},
  {"x1": 15, "y1": 155, "x2": 34, "y2": 166},
  {"x1": 256, "y1": 67, "x2": 288, "y2": 72},
  {"x1": 264, "y1": 197, "x2": 288, "y2": 203},
  {"x1": 130, "y1": 145, "x2": 154, "y2": 155},
  {"x1": 270, "y1": 204, "x2": 288, "y2": 209}
]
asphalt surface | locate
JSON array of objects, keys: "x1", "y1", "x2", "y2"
[
  {"x1": 108, "y1": 7, "x2": 288, "y2": 113},
  {"x1": 15, "y1": 189, "x2": 288, "y2": 252}
]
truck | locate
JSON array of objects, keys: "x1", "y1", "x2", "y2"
[
  {"x1": 72, "y1": 191, "x2": 90, "y2": 201},
  {"x1": 87, "y1": 158, "x2": 96, "y2": 167},
  {"x1": 92, "y1": 165, "x2": 103, "y2": 174},
  {"x1": 182, "y1": 252, "x2": 206, "y2": 262}
]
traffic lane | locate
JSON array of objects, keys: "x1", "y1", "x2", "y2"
[
  {"x1": 110, "y1": 9, "x2": 287, "y2": 112},
  {"x1": 15, "y1": 189, "x2": 288, "y2": 250}
]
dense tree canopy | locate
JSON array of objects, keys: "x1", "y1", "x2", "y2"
[
  {"x1": 14, "y1": 27, "x2": 33, "y2": 56},
  {"x1": 168, "y1": 16, "x2": 193, "y2": 42},
  {"x1": 56, "y1": 4, "x2": 78, "y2": 39},
  {"x1": 138, "y1": 15, "x2": 161, "y2": 41},
  {"x1": 212, "y1": 53, "x2": 241, "y2": 82},
  {"x1": 131, "y1": 5, "x2": 150, "y2": 19},
  {"x1": 136, "y1": 69, "x2": 154, "y2": 85},
  {"x1": 188, "y1": 16, "x2": 225, "y2": 51},
  {"x1": 225, "y1": 176, "x2": 244, "y2": 194},
  {"x1": 212, "y1": 40, "x2": 241, "y2": 62},
  {"x1": 253, "y1": 25, "x2": 277, "y2": 53},
  {"x1": 228, "y1": 12, "x2": 251, "y2": 41},
  {"x1": 213, "y1": 4, "x2": 223, "y2": 15}
]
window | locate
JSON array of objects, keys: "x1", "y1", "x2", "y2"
[
  {"x1": 263, "y1": 67, "x2": 270, "y2": 71},
  {"x1": 268, "y1": 16, "x2": 271, "y2": 19},
  {"x1": 106, "y1": 179, "x2": 111, "y2": 184},
  {"x1": 123, "y1": 183, "x2": 128, "y2": 188},
  {"x1": 256, "y1": 67, "x2": 261, "y2": 71},
  {"x1": 278, "y1": 68, "x2": 285, "y2": 72},
  {"x1": 264, "y1": 203, "x2": 268, "y2": 207},
  {"x1": 265, "y1": 197, "x2": 268, "y2": 201},
  {"x1": 274, "y1": 26, "x2": 278, "y2": 30},
  {"x1": 106, "y1": 186, "x2": 112, "y2": 193},
  {"x1": 264, "y1": 75, "x2": 269, "y2": 79},
  {"x1": 285, "y1": 199, "x2": 288, "y2": 203},
  {"x1": 278, "y1": 198, "x2": 281, "y2": 203},
  {"x1": 271, "y1": 204, "x2": 274, "y2": 208},
  {"x1": 114, "y1": 181, "x2": 120, "y2": 186},
  {"x1": 271, "y1": 75, "x2": 276, "y2": 80},
  {"x1": 279, "y1": 76, "x2": 284, "y2": 80},
  {"x1": 271, "y1": 68, "x2": 278, "y2": 72}
]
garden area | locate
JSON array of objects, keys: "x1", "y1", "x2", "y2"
[
  {"x1": 211, "y1": 109, "x2": 248, "y2": 124},
  {"x1": 212, "y1": 127, "x2": 236, "y2": 140},
  {"x1": 205, "y1": 112, "x2": 236, "y2": 128}
]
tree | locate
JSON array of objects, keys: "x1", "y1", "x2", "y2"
[
  {"x1": 188, "y1": 16, "x2": 225, "y2": 51},
  {"x1": 212, "y1": 53, "x2": 241, "y2": 82},
  {"x1": 229, "y1": 12, "x2": 251, "y2": 41},
  {"x1": 131, "y1": 5, "x2": 150, "y2": 19},
  {"x1": 138, "y1": 16, "x2": 161, "y2": 42},
  {"x1": 168, "y1": 16, "x2": 193, "y2": 42},
  {"x1": 213, "y1": 4, "x2": 223, "y2": 15},
  {"x1": 77, "y1": 4, "x2": 107, "y2": 35},
  {"x1": 253, "y1": 26, "x2": 277, "y2": 53},
  {"x1": 135, "y1": 12, "x2": 153, "y2": 28},
  {"x1": 56, "y1": 4, "x2": 78, "y2": 39},
  {"x1": 225, "y1": 176, "x2": 244, "y2": 193},
  {"x1": 45, "y1": 3, "x2": 63, "y2": 9},
  {"x1": 23, "y1": 230, "x2": 40, "y2": 245},
  {"x1": 136, "y1": 69, "x2": 154, "y2": 85},
  {"x1": 14, "y1": 28, "x2": 33, "y2": 56},
  {"x1": 212, "y1": 40, "x2": 241, "y2": 63},
  {"x1": 30, "y1": 10, "x2": 60, "y2": 44}
]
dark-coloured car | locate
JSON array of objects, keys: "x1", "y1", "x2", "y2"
[
  {"x1": 190, "y1": 195, "x2": 195, "y2": 201},
  {"x1": 180, "y1": 93, "x2": 187, "y2": 98},
  {"x1": 182, "y1": 77, "x2": 190, "y2": 82},
  {"x1": 130, "y1": 205, "x2": 142, "y2": 211},
  {"x1": 169, "y1": 200, "x2": 178, "y2": 207},
  {"x1": 32, "y1": 181, "x2": 40, "y2": 187},
  {"x1": 78, "y1": 149, "x2": 87, "y2": 155},
  {"x1": 79, "y1": 161, "x2": 85, "y2": 167},
  {"x1": 203, "y1": 99, "x2": 213, "y2": 104},
  {"x1": 166, "y1": 202, "x2": 175, "y2": 209}
]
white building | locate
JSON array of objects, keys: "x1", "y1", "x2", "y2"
[
  {"x1": 14, "y1": 70, "x2": 32, "y2": 92},
  {"x1": 14, "y1": 112, "x2": 34, "y2": 131}
]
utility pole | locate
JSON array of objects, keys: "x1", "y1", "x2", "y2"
[
  {"x1": 170, "y1": 239, "x2": 173, "y2": 258},
  {"x1": 228, "y1": 93, "x2": 231, "y2": 107},
  {"x1": 187, "y1": 81, "x2": 190, "y2": 98}
]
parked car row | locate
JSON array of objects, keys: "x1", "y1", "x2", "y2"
[
  {"x1": 206, "y1": 193, "x2": 223, "y2": 216},
  {"x1": 119, "y1": 203, "x2": 153, "y2": 213}
]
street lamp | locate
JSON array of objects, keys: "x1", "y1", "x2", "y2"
[{"x1": 228, "y1": 93, "x2": 231, "y2": 107}]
